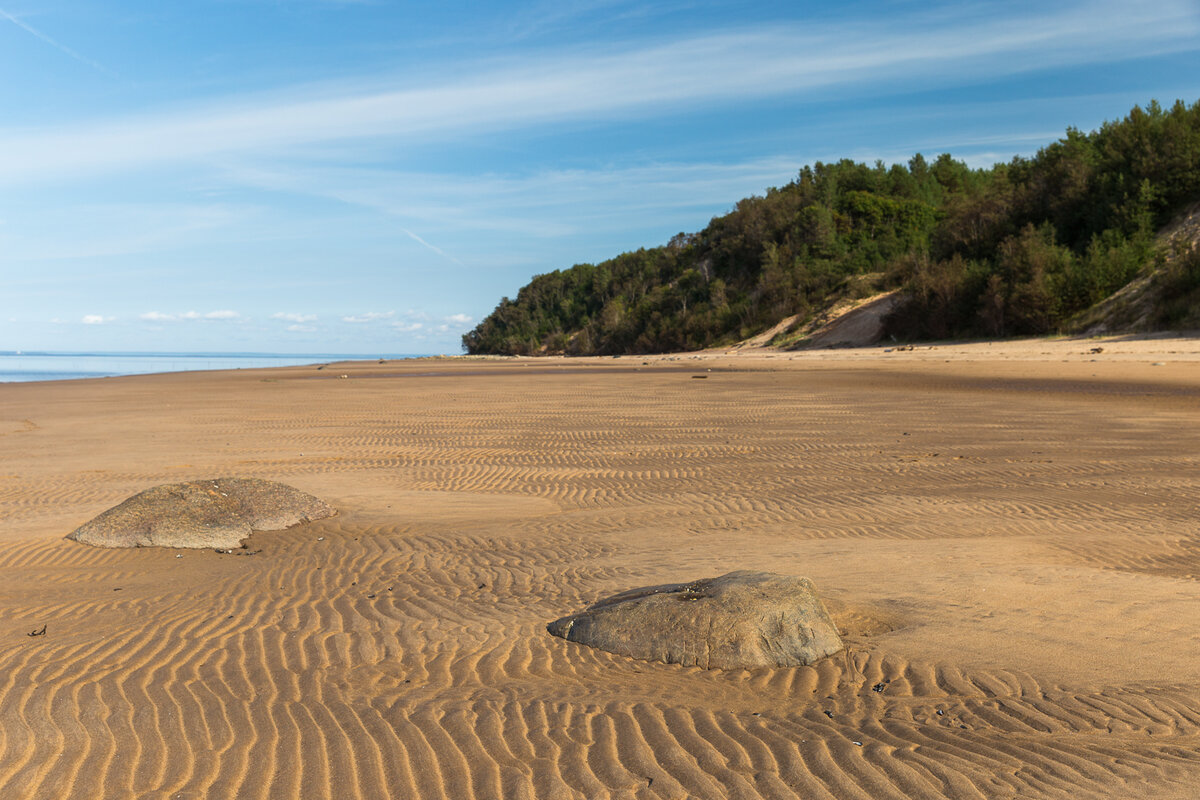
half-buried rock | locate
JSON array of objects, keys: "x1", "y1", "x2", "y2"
[
  {"x1": 67, "y1": 478, "x2": 336, "y2": 549},
  {"x1": 548, "y1": 570, "x2": 843, "y2": 669}
]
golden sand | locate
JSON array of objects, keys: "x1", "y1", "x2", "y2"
[{"x1": 2, "y1": 335, "x2": 1200, "y2": 799}]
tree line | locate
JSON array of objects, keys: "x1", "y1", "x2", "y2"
[{"x1": 463, "y1": 100, "x2": 1200, "y2": 355}]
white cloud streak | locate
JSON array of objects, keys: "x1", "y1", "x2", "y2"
[
  {"x1": 0, "y1": 7, "x2": 115, "y2": 76},
  {"x1": 499, "y1": 0, "x2": 666, "y2": 41},
  {"x1": 226, "y1": 156, "x2": 806, "y2": 240},
  {"x1": 272, "y1": 312, "x2": 318, "y2": 323},
  {"x1": 0, "y1": 0, "x2": 1194, "y2": 185},
  {"x1": 139, "y1": 310, "x2": 243, "y2": 322},
  {"x1": 81, "y1": 314, "x2": 112, "y2": 324},
  {"x1": 399, "y1": 227, "x2": 461, "y2": 265},
  {"x1": 342, "y1": 311, "x2": 394, "y2": 323},
  {"x1": 2, "y1": 202, "x2": 252, "y2": 262}
]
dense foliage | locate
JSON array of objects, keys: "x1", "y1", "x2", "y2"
[{"x1": 464, "y1": 100, "x2": 1200, "y2": 355}]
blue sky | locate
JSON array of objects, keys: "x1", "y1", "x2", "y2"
[{"x1": 1, "y1": 1, "x2": 1198, "y2": 354}]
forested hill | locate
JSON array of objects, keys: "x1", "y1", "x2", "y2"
[{"x1": 463, "y1": 100, "x2": 1200, "y2": 356}]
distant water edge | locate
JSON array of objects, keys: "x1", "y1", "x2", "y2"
[{"x1": 0, "y1": 351, "x2": 431, "y2": 383}]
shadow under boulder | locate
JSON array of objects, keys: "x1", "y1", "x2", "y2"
[
  {"x1": 67, "y1": 477, "x2": 336, "y2": 550},
  {"x1": 548, "y1": 570, "x2": 843, "y2": 669}
]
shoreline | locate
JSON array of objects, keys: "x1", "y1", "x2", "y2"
[
  {"x1": 7, "y1": 331, "x2": 1200, "y2": 385},
  {"x1": 0, "y1": 350, "x2": 430, "y2": 384}
]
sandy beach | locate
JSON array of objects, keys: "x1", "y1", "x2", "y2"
[{"x1": 3, "y1": 334, "x2": 1200, "y2": 799}]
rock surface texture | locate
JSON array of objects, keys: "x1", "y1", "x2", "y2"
[
  {"x1": 68, "y1": 478, "x2": 336, "y2": 549},
  {"x1": 548, "y1": 570, "x2": 843, "y2": 669}
]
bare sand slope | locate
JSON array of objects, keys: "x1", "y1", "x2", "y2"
[{"x1": 3, "y1": 340, "x2": 1200, "y2": 799}]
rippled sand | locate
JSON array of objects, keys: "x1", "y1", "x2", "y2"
[{"x1": 3, "y1": 336, "x2": 1200, "y2": 799}]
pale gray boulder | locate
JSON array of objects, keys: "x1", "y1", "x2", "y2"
[
  {"x1": 548, "y1": 570, "x2": 843, "y2": 669},
  {"x1": 67, "y1": 477, "x2": 335, "y2": 549}
]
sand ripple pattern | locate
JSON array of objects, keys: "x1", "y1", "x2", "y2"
[
  {"x1": 3, "y1": 524, "x2": 1200, "y2": 799},
  {"x1": 2, "y1": 362, "x2": 1200, "y2": 798}
]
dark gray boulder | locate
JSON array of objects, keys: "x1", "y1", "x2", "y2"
[
  {"x1": 548, "y1": 570, "x2": 843, "y2": 669},
  {"x1": 67, "y1": 477, "x2": 336, "y2": 549}
]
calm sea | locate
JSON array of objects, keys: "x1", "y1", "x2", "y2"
[{"x1": 0, "y1": 351, "x2": 427, "y2": 383}]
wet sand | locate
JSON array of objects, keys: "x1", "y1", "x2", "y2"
[{"x1": 2, "y1": 335, "x2": 1200, "y2": 799}]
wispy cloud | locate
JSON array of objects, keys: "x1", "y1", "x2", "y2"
[
  {"x1": 0, "y1": 6, "x2": 115, "y2": 77},
  {"x1": 0, "y1": 0, "x2": 1194, "y2": 184},
  {"x1": 398, "y1": 227, "x2": 461, "y2": 264},
  {"x1": 226, "y1": 156, "x2": 804, "y2": 240},
  {"x1": 379, "y1": 310, "x2": 473, "y2": 335},
  {"x1": 272, "y1": 312, "x2": 317, "y2": 323},
  {"x1": 342, "y1": 311, "x2": 394, "y2": 323},
  {"x1": 81, "y1": 314, "x2": 113, "y2": 324},
  {"x1": 2, "y1": 202, "x2": 252, "y2": 262},
  {"x1": 501, "y1": 0, "x2": 666, "y2": 41},
  {"x1": 138, "y1": 310, "x2": 243, "y2": 322}
]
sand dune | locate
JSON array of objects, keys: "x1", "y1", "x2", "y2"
[{"x1": 3, "y1": 337, "x2": 1200, "y2": 798}]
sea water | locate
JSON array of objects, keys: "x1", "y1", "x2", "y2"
[{"x1": 0, "y1": 351, "x2": 426, "y2": 383}]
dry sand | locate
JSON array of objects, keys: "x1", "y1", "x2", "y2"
[{"x1": 2, "y1": 334, "x2": 1200, "y2": 799}]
